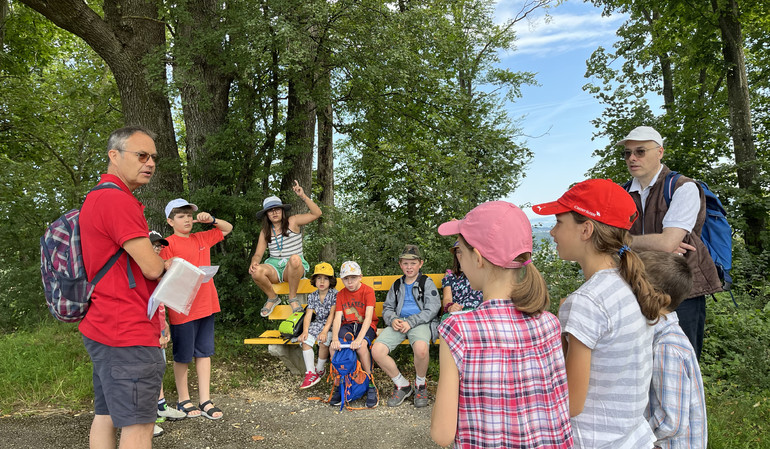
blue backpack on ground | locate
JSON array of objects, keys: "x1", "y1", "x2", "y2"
[
  {"x1": 40, "y1": 182, "x2": 135, "y2": 322},
  {"x1": 329, "y1": 343, "x2": 370, "y2": 410},
  {"x1": 662, "y1": 171, "x2": 733, "y2": 292}
]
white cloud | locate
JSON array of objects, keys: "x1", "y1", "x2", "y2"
[{"x1": 494, "y1": 2, "x2": 627, "y2": 57}]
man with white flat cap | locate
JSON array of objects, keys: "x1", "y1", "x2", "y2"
[{"x1": 618, "y1": 126, "x2": 721, "y2": 359}]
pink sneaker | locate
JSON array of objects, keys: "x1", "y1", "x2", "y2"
[{"x1": 300, "y1": 371, "x2": 321, "y2": 389}]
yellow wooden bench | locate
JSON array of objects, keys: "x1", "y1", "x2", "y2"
[{"x1": 244, "y1": 274, "x2": 444, "y2": 374}]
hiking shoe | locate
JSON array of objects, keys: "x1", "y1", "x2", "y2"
[
  {"x1": 330, "y1": 386, "x2": 342, "y2": 406},
  {"x1": 414, "y1": 384, "x2": 428, "y2": 408},
  {"x1": 158, "y1": 403, "x2": 187, "y2": 421},
  {"x1": 153, "y1": 424, "x2": 164, "y2": 438},
  {"x1": 366, "y1": 385, "x2": 379, "y2": 408},
  {"x1": 386, "y1": 384, "x2": 413, "y2": 407},
  {"x1": 300, "y1": 371, "x2": 322, "y2": 389}
]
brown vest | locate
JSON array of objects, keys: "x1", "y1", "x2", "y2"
[{"x1": 627, "y1": 165, "x2": 722, "y2": 297}]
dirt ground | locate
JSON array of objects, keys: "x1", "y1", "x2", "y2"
[{"x1": 0, "y1": 361, "x2": 439, "y2": 449}]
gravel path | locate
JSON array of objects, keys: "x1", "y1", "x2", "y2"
[{"x1": 0, "y1": 362, "x2": 438, "y2": 449}]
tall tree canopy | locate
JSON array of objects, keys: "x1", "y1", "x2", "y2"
[
  {"x1": 584, "y1": 0, "x2": 769, "y2": 254},
  {"x1": 1, "y1": 0, "x2": 551, "y2": 328}
]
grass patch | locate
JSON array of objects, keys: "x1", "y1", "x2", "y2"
[
  {"x1": 0, "y1": 323, "x2": 92, "y2": 414},
  {"x1": 706, "y1": 393, "x2": 769, "y2": 448},
  {"x1": 0, "y1": 322, "x2": 272, "y2": 414}
]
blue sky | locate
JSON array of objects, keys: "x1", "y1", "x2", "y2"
[{"x1": 492, "y1": 0, "x2": 628, "y2": 220}]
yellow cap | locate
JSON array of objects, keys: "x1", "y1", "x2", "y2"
[{"x1": 312, "y1": 262, "x2": 334, "y2": 278}]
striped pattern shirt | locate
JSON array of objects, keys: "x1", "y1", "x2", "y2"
[
  {"x1": 559, "y1": 269, "x2": 655, "y2": 449},
  {"x1": 645, "y1": 312, "x2": 707, "y2": 449},
  {"x1": 268, "y1": 228, "x2": 303, "y2": 258},
  {"x1": 439, "y1": 299, "x2": 573, "y2": 449}
]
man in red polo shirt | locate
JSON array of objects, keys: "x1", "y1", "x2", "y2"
[{"x1": 79, "y1": 125, "x2": 168, "y2": 448}]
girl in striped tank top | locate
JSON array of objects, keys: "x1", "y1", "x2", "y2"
[
  {"x1": 249, "y1": 180, "x2": 322, "y2": 317},
  {"x1": 533, "y1": 179, "x2": 670, "y2": 449}
]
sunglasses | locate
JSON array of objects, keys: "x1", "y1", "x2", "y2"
[
  {"x1": 622, "y1": 146, "x2": 658, "y2": 159},
  {"x1": 119, "y1": 149, "x2": 160, "y2": 163}
]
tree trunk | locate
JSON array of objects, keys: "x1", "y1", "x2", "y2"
[
  {"x1": 172, "y1": 0, "x2": 233, "y2": 192},
  {"x1": 280, "y1": 75, "x2": 316, "y2": 208},
  {"x1": 0, "y1": 0, "x2": 8, "y2": 49},
  {"x1": 317, "y1": 71, "x2": 335, "y2": 263},
  {"x1": 711, "y1": 0, "x2": 766, "y2": 253},
  {"x1": 19, "y1": 0, "x2": 184, "y2": 231}
]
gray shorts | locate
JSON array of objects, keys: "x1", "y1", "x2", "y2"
[
  {"x1": 83, "y1": 336, "x2": 165, "y2": 428},
  {"x1": 375, "y1": 323, "x2": 431, "y2": 352}
]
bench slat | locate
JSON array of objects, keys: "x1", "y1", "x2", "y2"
[
  {"x1": 271, "y1": 273, "x2": 444, "y2": 295},
  {"x1": 244, "y1": 329, "x2": 438, "y2": 345}
]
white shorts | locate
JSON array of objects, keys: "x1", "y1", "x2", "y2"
[{"x1": 303, "y1": 332, "x2": 332, "y2": 347}]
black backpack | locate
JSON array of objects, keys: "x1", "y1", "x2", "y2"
[{"x1": 392, "y1": 274, "x2": 429, "y2": 303}]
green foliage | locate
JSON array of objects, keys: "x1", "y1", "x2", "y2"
[
  {"x1": 0, "y1": 324, "x2": 92, "y2": 414},
  {"x1": 0, "y1": 4, "x2": 123, "y2": 330}
]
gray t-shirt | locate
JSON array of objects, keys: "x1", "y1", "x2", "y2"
[{"x1": 559, "y1": 269, "x2": 655, "y2": 449}]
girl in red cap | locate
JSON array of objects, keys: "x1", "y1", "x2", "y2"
[
  {"x1": 431, "y1": 201, "x2": 573, "y2": 449},
  {"x1": 533, "y1": 179, "x2": 670, "y2": 449}
]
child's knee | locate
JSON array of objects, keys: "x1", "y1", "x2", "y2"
[
  {"x1": 413, "y1": 341, "x2": 429, "y2": 360},
  {"x1": 288, "y1": 254, "x2": 302, "y2": 269},
  {"x1": 301, "y1": 343, "x2": 312, "y2": 351},
  {"x1": 371, "y1": 342, "x2": 388, "y2": 360}
]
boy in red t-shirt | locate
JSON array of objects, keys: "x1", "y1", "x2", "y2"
[
  {"x1": 160, "y1": 199, "x2": 233, "y2": 420},
  {"x1": 329, "y1": 261, "x2": 379, "y2": 407}
]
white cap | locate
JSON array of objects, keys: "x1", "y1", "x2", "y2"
[
  {"x1": 616, "y1": 126, "x2": 664, "y2": 147},
  {"x1": 165, "y1": 198, "x2": 198, "y2": 218},
  {"x1": 339, "y1": 261, "x2": 362, "y2": 278}
]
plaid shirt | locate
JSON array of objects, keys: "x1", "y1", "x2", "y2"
[
  {"x1": 646, "y1": 313, "x2": 707, "y2": 449},
  {"x1": 439, "y1": 299, "x2": 573, "y2": 449}
]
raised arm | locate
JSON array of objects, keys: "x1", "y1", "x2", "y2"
[
  {"x1": 194, "y1": 211, "x2": 233, "y2": 237},
  {"x1": 288, "y1": 180, "x2": 322, "y2": 228}
]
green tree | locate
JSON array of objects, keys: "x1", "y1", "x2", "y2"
[
  {"x1": 585, "y1": 0, "x2": 769, "y2": 254},
  {"x1": 0, "y1": 8, "x2": 123, "y2": 327}
]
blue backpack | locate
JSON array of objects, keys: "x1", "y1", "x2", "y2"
[
  {"x1": 329, "y1": 343, "x2": 370, "y2": 410},
  {"x1": 661, "y1": 171, "x2": 733, "y2": 292},
  {"x1": 40, "y1": 183, "x2": 135, "y2": 322}
]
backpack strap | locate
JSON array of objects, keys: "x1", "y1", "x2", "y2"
[
  {"x1": 622, "y1": 179, "x2": 632, "y2": 192},
  {"x1": 416, "y1": 274, "x2": 428, "y2": 303},
  {"x1": 392, "y1": 277, "x2": 402, "y2": 298},
  {"x1": 85, "y1": 182, "x2": 136, "y2": 289},
  {"x1": 662, "y1": 171, "x2": 682, "y2": 208}
]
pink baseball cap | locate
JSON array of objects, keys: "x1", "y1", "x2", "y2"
[
  {"x1": 437, "y1": 201, "x2": 532, "y2": 269},
  {"x1": 531, "y1": 178, "x2": 638, "y2": 230}
]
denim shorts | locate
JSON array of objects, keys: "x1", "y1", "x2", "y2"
[
  {"x1": 83, "y1": 336, "x2": 164, "y2": 428},
  {"x1": 169, "y1": 314, "x2": 216, "y2": 363},
  {"x1": 338, "y1": 322, "x2": 377, "y2": 347}
]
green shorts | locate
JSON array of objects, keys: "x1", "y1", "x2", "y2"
[
  {"x1": 264, "y1": 256, "x2": 310, "y2": 282},
  {"x1": 375, "y1": 323, "x2": 431, "y2": 351}
]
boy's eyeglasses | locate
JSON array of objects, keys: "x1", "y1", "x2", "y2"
[
  {"x1": 119, "y1": 149, "x2": 160, "y2": 163},
  {"x1": 623, "y1": 146, "x2": 658, "y2": 159}
]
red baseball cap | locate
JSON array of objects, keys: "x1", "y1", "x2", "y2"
[
  {"x1": 437, "y1": 201, "x2": 532, "y2": 269},
  {"x1": 531, "y1": 179, "x2": 638, "y2": 230}
]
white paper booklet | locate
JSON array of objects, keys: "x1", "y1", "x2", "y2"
[{"x1": 147, "y1": 257, "x2": 205, "y2": 319}]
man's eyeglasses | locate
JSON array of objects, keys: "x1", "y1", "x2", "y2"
[
  {"x1": 623, "y1": 146, "x2": 658, "y2": 159},
  {"x1": 119, "y1": 149, "x2": 160, "y2": 163}
]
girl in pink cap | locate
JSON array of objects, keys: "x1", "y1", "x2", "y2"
[
  {"x1": 533, "y1": 179, "x2": 670, "y2": 449},
  {"x1": 430, "y1": 201, "x2": 573, "y2": 449}
]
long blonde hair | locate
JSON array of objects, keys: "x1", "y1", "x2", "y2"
[{"x1": 571, "y1": 212, "x2": 670, "y2": 321}]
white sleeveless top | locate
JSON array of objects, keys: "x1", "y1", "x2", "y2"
[{"x1": 268, "y1": 227, "x2": 303, "y2": 258}]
